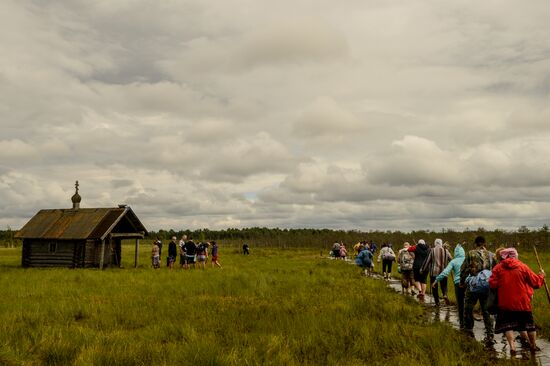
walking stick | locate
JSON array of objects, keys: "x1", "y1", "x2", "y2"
[{"x1": 533, "y1": 246, "x2": 550, "y2": 304}]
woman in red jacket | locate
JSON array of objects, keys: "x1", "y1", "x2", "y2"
[{"x1": 489, "y1": 248, "x2": 545, "y2": 355}]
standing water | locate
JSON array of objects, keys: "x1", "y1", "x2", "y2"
[{"x1": 383, "y1": 277, "x2": 550, "y2": 365}]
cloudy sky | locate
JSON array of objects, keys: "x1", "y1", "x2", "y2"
[{"x1": 1, "y1": 1, "x2": 550, "y2": 232}]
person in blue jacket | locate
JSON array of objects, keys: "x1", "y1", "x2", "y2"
[
  {"x1": 355, "y1": 246, "x2": 374, "y2": 276},
  {"x1": 369, "y1": 241, "x2": 377, "y2": 255},
  {"x1": 432, "y1": 243, "x2": 466, "y2": 328}
]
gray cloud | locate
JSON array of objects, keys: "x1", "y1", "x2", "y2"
[
  {"x1": 1, "y1": 1, "x2": 550, "y2": 231},
  {"x1": 293, "y1": 97, "x2": 364, "y2": 139},
  {"x1": 236, "y1": 18, "x2": 349, "y2": 68}
]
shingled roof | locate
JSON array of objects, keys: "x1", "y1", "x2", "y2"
[{"x1": 15, "y1": 207, "x2": 147, "y2": 241}]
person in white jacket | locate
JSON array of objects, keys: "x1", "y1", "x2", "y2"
[{"x1": 378, "y1": 243, "x2": 396, "y2": 280}]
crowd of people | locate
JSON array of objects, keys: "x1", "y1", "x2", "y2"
[
  {"x1": 350, "y1": 235, "x2": 546, "y2": 355},
  {"x1": 331, "y1": 241, "x2": 377, "y2": 259},
  {"x1": 151, "y1": 233, "x2": 546, "y2": 355},
  {"x1": 151, "y1": 235, "x2": 222, "y2": 270}
]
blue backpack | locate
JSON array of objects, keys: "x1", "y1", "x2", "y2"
[{"x1": 466, "y1": 269, "x2": 491, "y2": 295}]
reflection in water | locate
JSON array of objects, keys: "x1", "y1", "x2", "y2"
[
  {"x1": 431, "y1": 306, "x2": 452, "y2": 324},
  {"x1": 381, "y1": 277, "x2": 550, "y2": 365}
]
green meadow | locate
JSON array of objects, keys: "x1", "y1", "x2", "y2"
[{"x1": 0, "y1": 244, "x2": 546, "y2": 365}]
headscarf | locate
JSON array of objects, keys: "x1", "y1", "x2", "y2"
[{"x1": 500, "y1": 247, "x2": 518, "y2": 260}]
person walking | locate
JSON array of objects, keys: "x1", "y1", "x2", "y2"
[
  {"x1": 155, "y1": 237, "x2": 163, "y2": 258},
  {"x1": 184, "y1": 238, "x2": 197, "y2": 269},
  {"x1": 211, "y1": 241, "x2": 222, "y2": 268},
  {"x1": 167, "y1": 236, "x2": 178, "y2": 270},
  {"x1": 433, "y1": 244, "x2": 466, "y2": 328},
  {"x1": 378, "y1": 243, "x2": 396, "y2": 280},
  {"x1": 151, "y1": 240, "x2": 160, "y2": 269},
  {"x1": 398, "y1": 242, "x2": 415, "y2": 294},
  {"x1": 196, "y1": 241, "x2": 208, "y2": 269},
  {"x1": 489, "y1": 247, "x2": 546, "y2": 356},
  {"x1": 408, "y1": 239, "x2": 430, "y2": 300},
  {"x1": 369, "y1": 241, "x2": 377, "y2": 256},
  {"x1": 331, "y1": 242, "x2": 340, "y2": 259},
  {"x1": 179, "y1": 235, "x2": 187, "y2": 269},
  {"x1": 355, "y1": 245, "x2": 374, "y2": 276},
  {"x1": 353, "y1": 242, "x2": 364, "y2": 256},
  {"x1": 339, "y1": 243, "x2": 348, "y2": 260},
  {"x1": 243, "y1": 243, "x2": 250, "y2": 255},
  {"x1": 422, "y1": 238, "x2": 452, "y2": 306},
  {"x1": 459, "y1": 236, "x2": 494, "y2": 341}
]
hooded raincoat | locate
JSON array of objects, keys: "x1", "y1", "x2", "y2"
[
  {"x1": 489, "y1": 258, "x2": 545, "y2": 312},
  {"x1": 435, "y1": 245, "x2": 465, "y2": 284}
]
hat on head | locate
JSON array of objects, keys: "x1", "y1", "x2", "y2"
[
  {"x1": 500, "y1": 248, "x2": 518, "y2": 260},
  {"x1": 418, "y1": 239, "x2": 426, "y2": 245}
]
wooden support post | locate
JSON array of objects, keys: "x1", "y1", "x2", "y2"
[
  {"x1": 134, "y1": 238, "x2": 139, "y2": 268},
  {"x1": 99, "y1": 239, "x2": 106, "y2": 270}
]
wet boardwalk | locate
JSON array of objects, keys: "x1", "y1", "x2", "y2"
[{"x1": 382, "y1": 276, "x2": 550, "y2": 365}]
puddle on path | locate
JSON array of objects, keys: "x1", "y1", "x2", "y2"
[{"x1": 379, "y1": 276, "x2": 550, "y2": 365}]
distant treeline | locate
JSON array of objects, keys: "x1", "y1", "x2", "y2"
[
  {"x1": 0, "y1": 227, "x2": 17, "y2": 248},
  {"x1": 143, "y1": 225, "x2": 550, "y2": 250},
  {"x1": 3, "y1": 225, "x2": 549, "y2": 249}
]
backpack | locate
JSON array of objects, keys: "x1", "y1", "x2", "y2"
[
  {"x1": 382, "y1": 249, "x2": 395, "y2": 261},
  {"x1": 399, "y1": 251, "x2": 414, "y2": 271},
  {"x1": 465, "y1": 269, "x2": 491, "y2": 295},
  {"x1": 465, "y1": 250, "x2": 493, "y2": 294}
]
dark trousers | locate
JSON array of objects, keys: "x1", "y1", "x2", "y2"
[
  {"x1": 430, "y1": 276, "x2": 448, "y2": 305},
  {"x1": 464, "y1": 290, "x2": 493, "y2": 336},
  {"x1": 439, "y1": 277, "x2": 448, "y2": 297},
  {"x1": 382, "y1": 259, "x2": 393, "y2": 274},
  {"x1": 454, "y1": 284, "x2": 465, "y2": 328}
]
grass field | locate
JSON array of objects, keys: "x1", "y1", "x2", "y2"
[{"x1": 0, "y1": 244, "x2": 544, "y2": 365}]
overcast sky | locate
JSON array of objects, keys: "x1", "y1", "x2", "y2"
[{"x1": 1, "y1": 1, "x2": 550, "y2": 232}]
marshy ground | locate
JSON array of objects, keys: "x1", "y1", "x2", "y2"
[{"x1": 0, "y1": 245, "x2": 547, "y2": 365}]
